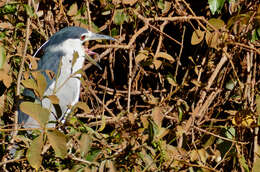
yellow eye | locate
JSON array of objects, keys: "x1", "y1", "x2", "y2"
[{"x1": 80, "y1": 35, "x2": 86, "y2": 41}]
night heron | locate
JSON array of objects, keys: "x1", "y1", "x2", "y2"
[{"x1": 18, "y1": 26, "x2": 115, "y2": 128}]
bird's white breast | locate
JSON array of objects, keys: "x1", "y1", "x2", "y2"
[{"x1": 42, "y1": 39, "x2": 86, "y2": 124}]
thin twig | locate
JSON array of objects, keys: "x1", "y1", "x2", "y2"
[
  {"x1": 193, "y1": 126, "x2": 249, "y2": 145},
  {"x1": 13, "y1": 0, "x2": 32, "y2": 141},
  {"x1": 127, "y1": 49, "x2": 133, "y2": 113}
]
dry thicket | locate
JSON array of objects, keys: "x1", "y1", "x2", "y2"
[{"x1": 0, "y1": 0, "x2": 260, "y2": 171}]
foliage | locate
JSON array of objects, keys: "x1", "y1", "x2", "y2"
[{"x1": 0, "y1": 0, "x2": 260, "y2": 171}]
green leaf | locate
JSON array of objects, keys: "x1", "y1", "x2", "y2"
[
  {"x1": 26, "y1": 134, "x2": 43, "y2": 170},
  {"x1": 20, "y1": 102, "x2": 50, "y2": 128},
  {"x1": 86, "y1": 149, "x2": 101, "y2": 162},
  {"x1": 208, "y1": 0, "x2": 225, "y2": 15},
  {"x1": 16, "y1": 22, "x2": 25, "y2": 29},
  {"x1": 158, "y1": 0, "x2": 165, "y2": 10},
  {"x1": 114, "y1": 9, "x2": 128, "y2": 25},
  {"x1": 239, "y1": 155, "x2": 249, "y2": 172},
  {"x1": 24, "y1": 4, "x2": 35, "y2": 17},
  {"x1": 111, "y1": 28, "x2": 118, "y2": 37},
  {"x1": 225, "y1": 79, "x2": 236, "y2": 90},
  {"x1": 47, "y1": 129, "x2": 67, "y2": 158},
  {"x1": 0, "y1": 46, "x2": 6, "y2": 69},
  {"x1": 225, "y1": 126, "x2": 235, "y2": 139}
]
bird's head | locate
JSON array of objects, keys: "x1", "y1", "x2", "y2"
[{"x1": 35, "y1": 27, "x2": 115, "y2": 69}]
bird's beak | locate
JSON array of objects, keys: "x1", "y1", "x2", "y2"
[
  {"x1": 82, "y1": 32, "x2": 115, "y2": 70},
  {"x1": 85, "y1": 32, "x2": 116, "y2": 41}
]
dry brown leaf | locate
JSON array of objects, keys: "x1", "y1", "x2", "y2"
[
  {"x1": 67, "y1": 3, "x2": 78, "y2": 16},
  {"x1": 153, "y1": 59, "x2": 162, "y2": 69},
  {"x1": 208, "y1": 18, "x2": 225, "y2": 30},
  {"x1": 141, "y1": 115, "x2": 149, "y2": 128},
  {"x1": 74, "y1": 102, "x2": 91, "y2": 113},
  {"x1": 135, "y1": 50, "x2": 149, "y2": 64},
  {"x1": 47, "y1": 129, "x2": 67, "y2": 158},
  {"x1": 0, "y1": 22, "x2": 14, "y2": 29},
  {"x1": 191, "y1": 30, "x2": 205, "y2": 45},
  {"x1": 21, "y1": 79, "x2": 37, "y2": 90},
  {"x1": 0, "y1": 94, "x2": 4, "y2": 117},
  {"x1": 152, "y1": 106, "x2": 163, "y2": 127},
  {"x1": 79, "y1": 133, "x2": 92, "y2": 158},
  {"x1": 154, "y1": 52, "x2": 175, "y2": 62},
  {"x1": 26, "y1": 134, "x2": 44, "y2": 170},
  {"x1": 122, "y1": 0, "x2": 138, "y2": 6},
  {"x1": 162, "y1": 1, "x2": 171, "y2": 15},
  {"x1": 48, "y1": 95, "x2": 59, "y2": 104},
  {"x1": 20, "y1": 102, "x2": 50, "y2": 128},
  {"x1": 205, "y1": 32, "x2": 220, "y2": 49},
  {"x1": 35, "y1": 72, "x2": 47, "y2": 98},
  {"x1": 128, "y1": 112, "x2": 135, "y2": 125}
]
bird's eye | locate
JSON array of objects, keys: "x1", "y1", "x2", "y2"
[{"x1": 80, "y1": 35, "x2": 86, "y2": 41}]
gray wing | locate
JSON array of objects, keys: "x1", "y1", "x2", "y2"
[
  {"x1": 37, "y1": 50, "x2": 64, "y2": 88},
  {"x1": 18, "y1": 49, "x2": 64, "y2": 128}
]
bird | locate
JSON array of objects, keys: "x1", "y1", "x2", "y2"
[{"x1": 18, "y1": 26, "x2": 115, "y2": 129}]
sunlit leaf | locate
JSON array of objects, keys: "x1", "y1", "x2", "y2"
[
  {"x1": 208, "y1": 0, "x2": 225, "y2": 15},
  {"x1": 225, "y1": 79, "x2": 236, "y2": 90},
  {"x1": 20, "y1": 102, "x2": 50, "y2": 128},
  {"x1": 256, "y1": 95, "x2": 260, "y2": 126},
  {"x1": 47, "y1": 129, "x2": 67, "y2": 158},
  {"x1": 153, "y1": 59, "x2": 162, "y2": 69},
  {"x1": 122, "y1": 0, "x2": 138, "y2": 5},
  {"x1": 135, "y1": 50, "x2": 149, "y2": 64},
  {"x1": 0, "y1": 22, "x2": 14, "y2": 29},
  {"x1": 98, "y1": 114, "x2": 106, "y2": 132},
  {"x1": 166, "y1": 75, "x2": 178, "y2": 86},
  {"x1": 67, "y1": 3, "x2": 78, "y2": 16},
  {"x1": 21, "y1": 79, "x2": 37, "y2": 90},
  {"x1": 72, "y1": 51, "x2": 79, "y2": 68},
  {"x1": 48, "y1": 95, "x2": 59, "y2": 105},
  {"x1": 158, "y1": 0, "x2": 165, "y2": 10},
  {"x1": 252, "y1": 145, "x2": 260, "y2": 172},
  {"x1": 0, "y1": 71, "x2": 12, "y2": 88},
  {"x1": 74, "y1": 101, "x2": 91, "y2": 113},
  {"x1": 239, "y1": 155, "x2": 249, "y2": 172},
  {"x1": 26, "y1": 134, "x2": 43, "y2": 170},
  {"x1": 191, "y1": 30, "x2": 205, "y2": 45},
  {"x1": 205, "y1": 32, "x2": 220, "y2": 49},
  {"x1": 35, "y1": 72, "x2": 47, "y2": 98},
  {"x1": 24, "y1": 4, "x2": 35, "y2": 17},
  {"x1": 0, "y1": 46, "x2": 6, "y2": 69},
  {"x1": 154, "y1": 52, "x2": 175, "y2": 63},
  {"x1": 114, "y1": 9, "x2": 128, "y2": 25},
  {"x1": 208, "y1": 18, "x2": 225, "y2": 30}
]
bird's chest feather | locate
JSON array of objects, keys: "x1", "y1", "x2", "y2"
[
  {"x1": 60, "y1": 39, "x2": 85, "y2": 75},
  {"x1": 45, "y1": 39, "x2": 85, "y2": 102}
]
